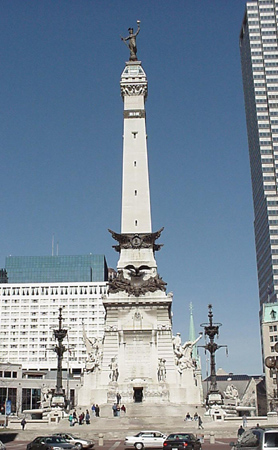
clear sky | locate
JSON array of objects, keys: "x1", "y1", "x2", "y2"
[{"x1": 0, "y1": 0, "x2": 261, "y2": 375}]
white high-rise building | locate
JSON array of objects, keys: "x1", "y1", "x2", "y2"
[
  {"x1": 0, "y1": 282, "x2": 106, "y2": 372},
  {"x1": 240, "y1": 0, "x2": 278, "y2": 409},
  {"x1": 0, "y1": 255, "x2": 108, "y2": 373}
]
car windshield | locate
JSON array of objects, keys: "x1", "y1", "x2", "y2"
[
  {"x1": 167, "y1": 435, "x2": 191, "y2": 440},
  {"x1": 264, "y1": 432, "x2": 278, "y2": 447}
]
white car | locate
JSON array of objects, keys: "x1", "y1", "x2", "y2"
[
  {"x1": 53, "y1": 433, "x2": 94, "y2": 450},
  {"x1": 125, "y1": 431, "x2": 167, "y2": 450}
]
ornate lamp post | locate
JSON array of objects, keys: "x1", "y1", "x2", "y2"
[
  {"x1": 200, "y1": 304, "x2": 227, "y2": 406},
  {"x1": 51, "y1": 307, "x2": 68, "y2": 408}
]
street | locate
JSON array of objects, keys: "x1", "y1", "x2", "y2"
[{"x1": 2, "y1": 439, "x2": 232, "y2": 450}]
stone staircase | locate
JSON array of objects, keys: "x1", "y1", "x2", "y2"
[{"x1": 6, "y1": 403, "x2": 242, "y2": 441}]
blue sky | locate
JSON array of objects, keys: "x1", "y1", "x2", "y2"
[{"x1": 0, "y1": 1, "x2": 261, "y2": 375}]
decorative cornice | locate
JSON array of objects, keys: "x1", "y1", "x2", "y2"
[{"x1": 108, "y1": 228, "x2": 164, "y2": 253}]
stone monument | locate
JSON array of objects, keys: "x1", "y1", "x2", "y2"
[{"x1": 78, "y1": 24, "x2": 203, "y2": 406}]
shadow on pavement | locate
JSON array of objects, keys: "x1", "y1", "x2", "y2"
[{"x1": 0, "y1": 433, "x2": 18, "y2": 443}]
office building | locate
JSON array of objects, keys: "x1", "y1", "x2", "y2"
[
  {"x1": 0, "y1": 255, "x2": 108, "y2": 373},
  {"x1": 240, "y1": 0, "x2": 278, "y2": 409},
  {"x1": 5, "y1": 254, "x2": 108, "y2": 283}
]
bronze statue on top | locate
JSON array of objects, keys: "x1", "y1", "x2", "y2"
[{"x1": 121, "y1": 20, "x2": 140, "y2": 61}]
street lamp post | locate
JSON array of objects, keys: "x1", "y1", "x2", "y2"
[
  {"x1": 51, "y1": 307, "x2": 68, "y2": 408},
  {"x1": 200, "y1": 304, "x2": 227, "y2": 406},
  {"x1": 265, "y1": 342, "x2": 278, "y2": 411}
]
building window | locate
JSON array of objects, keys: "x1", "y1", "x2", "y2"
[
  {"x1": 0, "y1": 388, "x2": 17, "y2": 413},
  {"x1": 22, "y1": 388, "x2": 41, "y2": 411}
]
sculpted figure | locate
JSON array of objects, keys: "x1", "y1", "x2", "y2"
[
  {"x1": 121, "y1": 21, "x2": 140, "y2": 61},
  {"x1": 41, "y1": 387, "x2": 52, "y2": 408},
  {"x1": 174, "y1": 333, "x2": 202, "y2": 373},
  {"x1": 109, "y1": 357, "x2": 119, "y2": 382},
  {"x1": 82, "y1": 325, "x2": 103, "y2": 372},
  {"x1": 224, "y1": 384, "x2": 239, "y2": 399},
  {"x1": 157, "y1": 358, "x2": 166, "y2": 382}
]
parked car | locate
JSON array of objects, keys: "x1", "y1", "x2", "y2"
[
  {"x1": 26, "y1": 435, "x2": 79, "y2": 450},
  {"x1": 230, "y1": 427, "x2": 278, "y2": 450},
  {"x1": 163, "y1": 433, "x2": 202, "y2": 450},
  {"x1": 53, "y1": 433, "x2": 94, "y2": 449},
  {"x1": 125, "y1": 431, "x2": 167, "y2": 450}
]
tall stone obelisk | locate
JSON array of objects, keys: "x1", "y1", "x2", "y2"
[{"x1": 79, "y1": 24, "x2": 203, "y2": 406}]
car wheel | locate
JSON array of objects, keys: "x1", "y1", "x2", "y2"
[
  {"x1": 75, "y1": 443, "x2": 83, "y2": 450},
  {"x1": 135, "y1": 443, "x2": 144, "y2": 450}
]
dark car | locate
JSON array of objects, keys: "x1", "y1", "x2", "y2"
[
  {"x1": 163, "y1": 433, "x2": 202, "y2": 450},
  {"x1": 26, "y1": 435, "x2": 79, "y2": 450}
]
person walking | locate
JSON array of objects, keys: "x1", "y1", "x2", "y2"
[
  {"x1": 198, "y1": 416, "x2": 204, "y2": 429},
  {"x1": 238, "y1": 426, "x2": 245, "y2": 438},
  {"x1": 21, "y1": 418, "x2": 26, "y2": 430}
]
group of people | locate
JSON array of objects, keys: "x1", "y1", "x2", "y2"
[
  {"x1": 184, "y1": 412, "x2": 204, "y2": 429},
  {"x1": 91, "y1": 404, "x2": 100, "y2": 417},
  {"x1": 68, "y1": 406, "x2": 100, "y2": 426},
  {"x1": 112, "y1": 392, "x2": 126, "y2": 417},
  {"x1": 238, "y1": 422, "x2": 260, "y2": 438}
]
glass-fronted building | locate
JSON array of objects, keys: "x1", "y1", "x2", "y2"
[
  {"x1": 5, "y1": 254, "x2": 108, "y2": 283},
  {"x1": 240, "y1": 0, "x2": 278, "y2": 410}
]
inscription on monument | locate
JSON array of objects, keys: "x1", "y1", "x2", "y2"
[{"x1": 124, "y1": 334, "x2": 151, "y2": 379}]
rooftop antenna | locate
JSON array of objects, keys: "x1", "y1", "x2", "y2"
[
  {"x1": 57, "y1": 241, "x2": 59, "y2": 256},
  {"x1": 52, "y1": 234, "x2": 54, "y2": 257}
]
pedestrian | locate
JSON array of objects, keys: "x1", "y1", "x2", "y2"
[
  {"x1": 243, "y1": 414, "x2": 247, "y2": 427},
  {"x1": 72, "y1": 410, "x2": 77, "y2": 425},
  {"x1": 79, "y1": 412, "x2": 84, "y2": 425},
  {"x1": 116, "y1": 392, "x2": 121, "y2": 405},
  {"x1": 116, "y1": 404, "x2": 120, "y2": 417},
  {"x1": 21, "y1": 418, "x2": 26, "y2": 430},
  {"x1": 69, "y1": 413, "x2": 73, "y2": 427},
  {"x1": 112, "y1": 403, "x2": 117, "y2": 417},
  {"x1": 85, "y1": 409, "x2": 90, "y2": 425},
  {"x1": 198, "y1": 416, "x2": 204, "y2": 429},
  {"x1": 91, "y1": 404, "x2": 96, "y2": 416},
  {"x1": 95, "y1": 404, "x2": 100, "y2": 417},
  {"x1": 238, "y1": 426, "x2": 245, "y2": 437},
  {"x1": 121, "y1": 404, "x2": 126, "y2": 413},
  {"x1": 194, "y1": 412, "x2": 198, "y2": 421}
]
